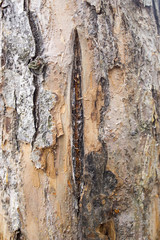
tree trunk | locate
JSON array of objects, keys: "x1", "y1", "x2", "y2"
[{"x1": 0, "y1": 0, "x2": 160, "y2": 239}]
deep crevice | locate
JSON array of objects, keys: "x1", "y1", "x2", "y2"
[
  {"x1": 32, "y1": 75, "x2": 40, "y2": 148},
  {"x1": 151, "y1": 86, "x2": 160, "y2": 142},
  {"x1": 23, "y1": 0, "x2": 28, "y2": 12},
  {"x1": 10, "y1": 228, "x2": 25, "y2": 240},
  {"x1": 71, "y1": 30, "x2": 84, "y2": 215},
  {"x1": 27, "y1": 4, "x2": 43, "y2": 147},
  {"x1": 14, "y1": 91, "x2": 20, "y2": 151},
  {"x1": 152, "y1": 0, "x2": 160, "y2": 35},
  {"x1": 28, "y1": 10, "x2": 43, "y2": 57},
  {"x1": 85, "y1": 1, "x2": 103, "y2": 15},
  {"x1": 15, "y1": 229, "x2": 22, "y2": 240}
]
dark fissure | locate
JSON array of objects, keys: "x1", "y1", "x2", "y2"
[
  {"x1": 27, "y1": 10, "x2": 43, "y2": 57},
  {"x1": 71, "y1": 30, "x2": 84, "y2": 212},
  {"x1": 27, "y1": 4, "x2": 43, "y2": 147},
  {"x1": 32, "y1": 75, "x2": 40, "y2": 148},
  {"x1": 14, "y1": 91, "x2": 20, "y2": 151},
  {"x1": 152, "y1": 0, "x2": 160, "y2": 35}
]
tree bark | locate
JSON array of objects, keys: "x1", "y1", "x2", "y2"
[{"x1": 0, "y1": 0, "x2": 160, "y2": 239}]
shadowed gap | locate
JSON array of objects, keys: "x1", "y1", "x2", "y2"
[{"x1": 71, "y1": 30, "x2": 84, "y2": 213}]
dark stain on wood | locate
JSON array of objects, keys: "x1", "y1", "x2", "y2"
[{"x1": 81, "y1": 151, "x2": 117, "y2": 239}]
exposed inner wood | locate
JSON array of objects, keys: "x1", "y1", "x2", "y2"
[{"x1": 71, "y1": 30, "x2": 84, "y2": 207}]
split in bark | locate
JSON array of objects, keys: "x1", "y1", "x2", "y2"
[
  {"x1": 27, "y1": 9, "x2": 43, "y2": 57},
  {"x1": 14, "y1": 91, "x2": 20, "y2": 151},
  {"x1": 71, "y1": 30, "x2": 84, "y2": 214},
  {"x1": 152, "y1": 0, "x2": 160, "y2": 35},
  {"x1": 27, "y1": 3, "x2": 44, "y2": 147},
  {"x1": 32, "y1": 75, "x2": 40, "y2": 148}
]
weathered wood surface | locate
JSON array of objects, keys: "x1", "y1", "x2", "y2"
[{"x1": 0, "y1": 0, "x2": 160, "y2": 239}]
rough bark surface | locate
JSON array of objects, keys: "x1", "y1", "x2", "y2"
[{"x1": 0, "y1": 0, "x2": 160, "y2": 239}]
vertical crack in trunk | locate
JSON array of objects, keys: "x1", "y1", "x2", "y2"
[
  {"x1": 71, "y1": 30, "x2": 84, "y2": 215},
  {"x1": 32, "y1": 75, "x2": 40, "y2": 148},
  {"x1": 27, "y1": 9, "x2": 43, "y2": 57},
  {"x1": 151, "y1": 86, "x2": 160, "y2": 142},
  {"x1": 23, "y1": 0, "x2": 28, "y2": 12},
  {"x1": 11, "y1": 228, "x2": 25, "y2": 240},
  {"x1": 14, "y1": 91, "x2": 20, "y2": 151},
  {"x1": 152, "y1": 0, "x2": 160, "y2": 35},
  {"x1": 27, "y1": 3, "x2": 43, "y2": 147}
]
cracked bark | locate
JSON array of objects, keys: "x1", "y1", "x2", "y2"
[
  {"x1": 0, "y1": 0, "x2": 160, "y2": 239},
  {"x1": 71, "y1": 30, "x2": 84, "y2": 210},
  {"x1": 32, "y1": 75, "x2": 40, "y2": 148}
]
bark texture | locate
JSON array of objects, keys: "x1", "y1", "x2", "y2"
[{"x1": 0, "y1": 0, "x2": 160, "y2": 239}]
